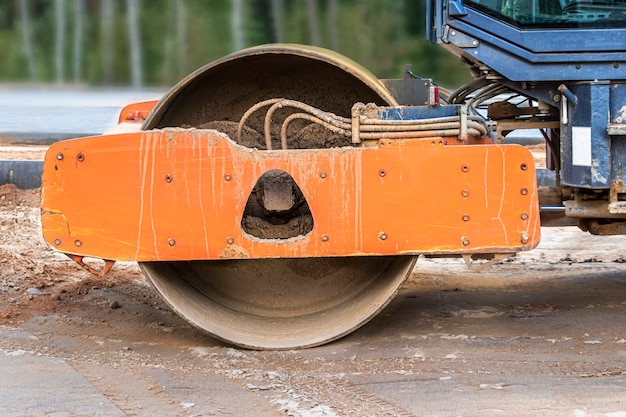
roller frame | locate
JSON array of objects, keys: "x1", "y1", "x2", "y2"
[
  {"x1": 41, "y1": 129, "x2": 540, "y2": 262},
  {"x1": 39, "y1": 44, "x2": 543, "y2": 349}
]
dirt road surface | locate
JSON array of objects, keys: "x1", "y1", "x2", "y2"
[{"x1": 1, "y1": 182, "x2": 626, "y2": 417}]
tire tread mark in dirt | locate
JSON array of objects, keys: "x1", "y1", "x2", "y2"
[
  {"x1": 68, "y1": 359, "x2": 195, "y2": 417},
  {"x1": 272, "y1": 373, "x2": 415, "y2": 416},
  {"x1": 325, "y1": 376, "x2": 416, "y2": 417},
  {"x1": 211, "y1": 351, "x2": 416, "y2": 416}
]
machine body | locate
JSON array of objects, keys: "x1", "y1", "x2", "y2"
[{"x1": 40, "y1": 0, "x2": 626, "y2": 348}]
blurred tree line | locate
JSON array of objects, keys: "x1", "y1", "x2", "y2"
[{"x1": 1, "y1": 0, "x2": 469, "y2": 88}]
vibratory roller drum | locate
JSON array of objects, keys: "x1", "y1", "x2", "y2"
[{"x1": 139, "y1": 45, "x2": 417, "y2": 349}]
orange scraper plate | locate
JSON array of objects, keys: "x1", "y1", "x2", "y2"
[{"x1": 41, "y1": 129, "x2": 540, "y2": 262}]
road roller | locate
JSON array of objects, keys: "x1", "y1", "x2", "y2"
[{"x1": 41, "y1": 0, "x2": 626, "y2": 349}]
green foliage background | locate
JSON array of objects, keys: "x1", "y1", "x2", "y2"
[{"x1": 1, "y1": 0, "x2": 469, "y2": 88}]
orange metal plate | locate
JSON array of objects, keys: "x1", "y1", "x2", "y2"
[
  {"x1": 117, "y1": 100, "x2": 159, "y2": 124},
  {"x1": 41, "y1": 129, "x2": 540, "y2": 261}
]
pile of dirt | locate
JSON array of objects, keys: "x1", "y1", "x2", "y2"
[{"x1": 0, "y1": 183, "x2": 40, "y2": 207}]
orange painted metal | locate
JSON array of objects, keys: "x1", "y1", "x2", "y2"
[
  {"x1": 41, "y1": 129, "x2": 540, "y2": 262},
  {"x1": 117, "y1": 100, "x2": 159, "y2": 124}
]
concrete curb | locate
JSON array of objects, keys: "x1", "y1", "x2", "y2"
[{"x1": 0, "y1": 160, "x2": 44, "y2": 189}]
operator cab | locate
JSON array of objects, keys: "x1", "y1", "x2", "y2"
[
  {"x1": 428, "y1": 0, "x2": 626, "y2": 80},
  {"x1": 464, "y1": 0, "x2": 626, "y2": 28}
]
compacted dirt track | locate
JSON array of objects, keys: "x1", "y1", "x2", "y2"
[{"x1": 1, "y1": 181, "x2": 626, "y2": 416}]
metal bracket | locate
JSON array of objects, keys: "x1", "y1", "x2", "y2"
[
  {"x1": 608, "y1": 124, "x2": 626, "y2": 136},
  {"x1": 66, "y1": 254, "x2": 116, "y2": 276},
  {"x1": 462, "y1": 253, "x2": 515, "y2": 272},
  {"x1": 444, "y1": 27, "x2": 479, "y2": 48},
  {"x1": 351, "y1": 102, "x2": 365, "y2": 144},
  {"x1": 448, "y1": 0, "x2": 468, "y2": 17}
]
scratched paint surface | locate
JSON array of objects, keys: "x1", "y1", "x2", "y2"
[{"x1": 41, "y1": 129, "x2": 540, "y2": 262}]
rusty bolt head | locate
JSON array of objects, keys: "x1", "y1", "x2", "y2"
[
  {"x1": 77, "y1": 153, "x2": 85, "y2": 162},
  {"x1": 379, "y1": 169, "x2": 386, "y2": 177},
  {"x1": 226, "y1": 237, "x2": 234, "y2": 245},
  {"x1": 74, "y1": 240, "x2": 82, "y2": 247},
  {"x1": 461, "y1": 236, "x2": 470, "y2": 246},
  {"x1": 378, "y1": 232, "x2": 388, "y2": 241},
  {"x1": 320, "y1": 171, "x2": 327, "y2": 179},
  {"x1": 224, "y1": 174, "x2": 232, "y2": 181},
  {"x1": 520, "y1": 163, "x2": 528, "y2": 171},
  {"x1": 53, "y1": 238, "x2": 62, "y2": 246},
  {"x1": 462, "y1": 214, "x2": 470, "y2": 222},
  {"x1": 520, "y1": 188, "x2": 528, "y2": 195},
  {"x1": 56, "y1": 153, "x2": 64, "y2": 161},
  {"x1": 321, "y1": 234, "x2": 329, "y2": 242},
  {"x1": 462, "y1": 189, "x2": 470, "y2": 197},
  {"x1": 168, "y1": 238, "x2": 176, "y2": 246},
  {"x1": 165, "y1": 174, "x2": 173, "y2": 183},
  {"x1": 521, "y1": 212, "x2": 528, "y2": 220},
  {"x1": 520, "y1": 232, "x2": 529, "y2": 244},
  {"x1": 461, "y1": 164, "x2": 469, "y2": 172}
]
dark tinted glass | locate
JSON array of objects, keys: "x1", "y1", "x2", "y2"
[{"x1": 464, "y1": 0, "x2": 626, "y2": 28}]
